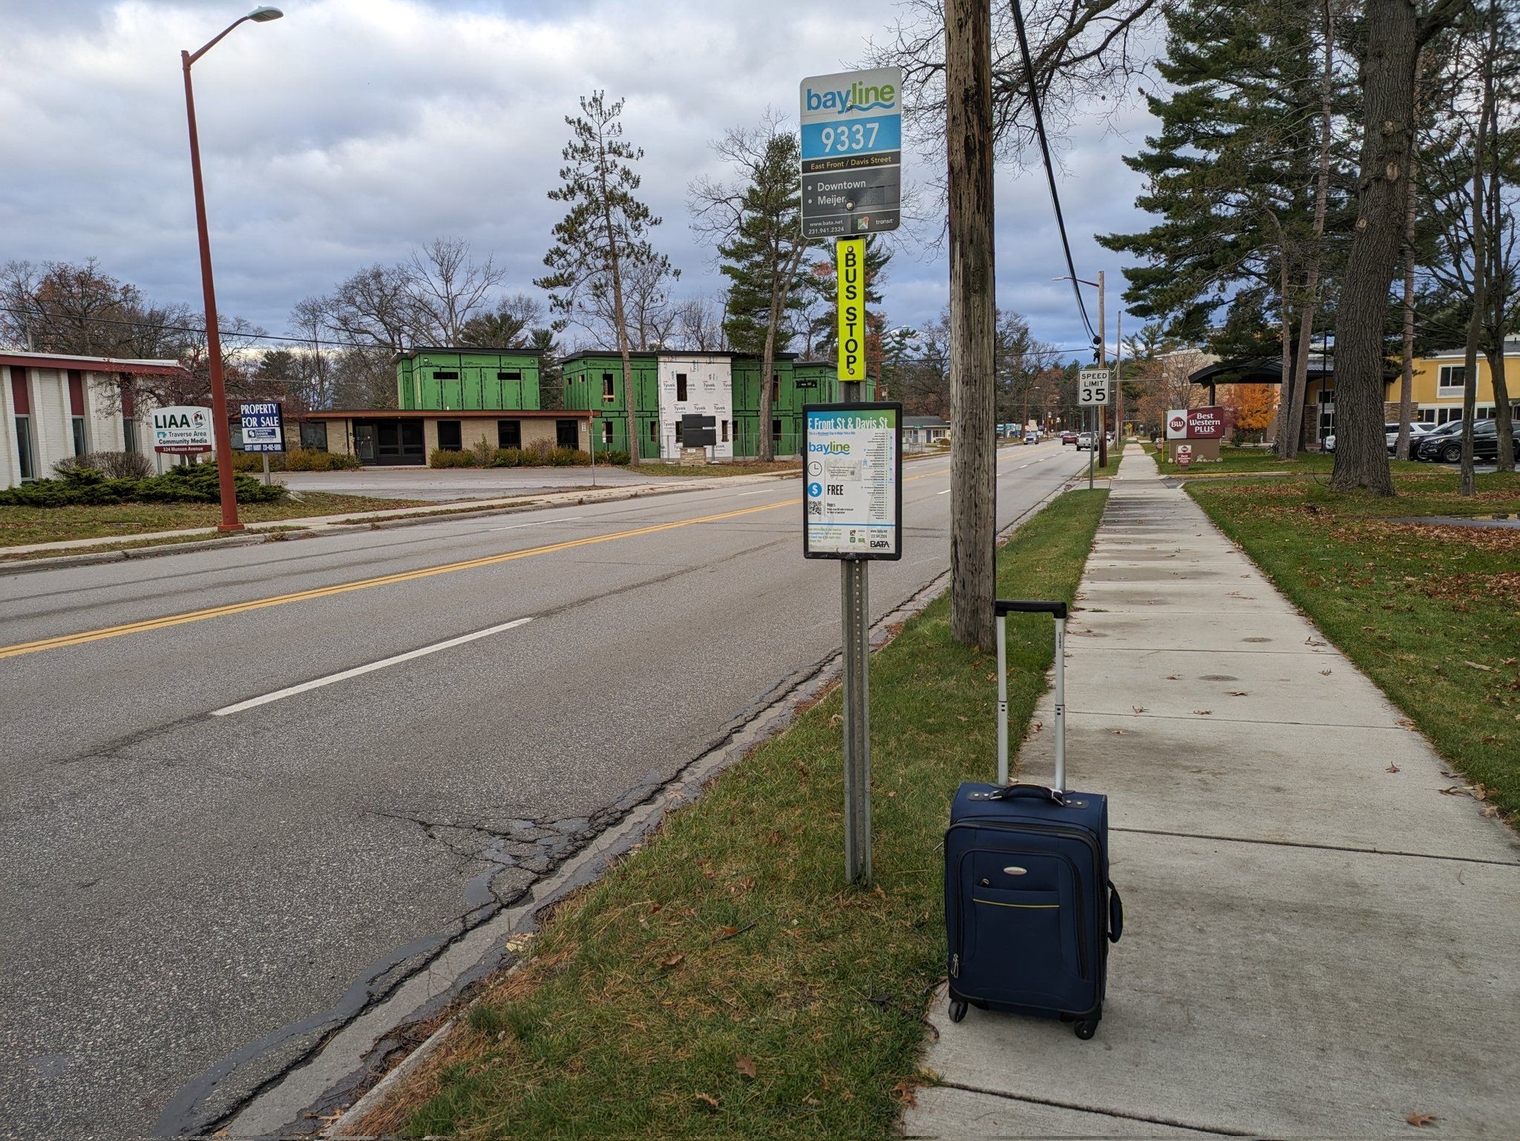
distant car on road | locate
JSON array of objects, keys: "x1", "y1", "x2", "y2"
[
  {"x1": 1024, "y1": 430, "x2": 1040, "y2": 445},
  {"x1": 1061, "y1": 430, "x2": 1078, "y2": 445},
  {"x1": 1075, "y1": 432, "x2": 1095, "y2": 450}
]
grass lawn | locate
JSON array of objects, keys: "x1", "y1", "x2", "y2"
[
  {"x1": 357, "y1": 488, "x2": 1110, "y2": 1140},
  {"x1": 0, "y1": 493, "x2": 429, "y2": 548},
  {"x1": 1150, "y1": 443, "x2": 1341, "y2": 476},
  {"x1": 1188, "y1": 471, "x2": 1520, "y2": 818}
]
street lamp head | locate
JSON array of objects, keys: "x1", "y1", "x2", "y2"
[{"x1": 248, "y1": 6, "x2": 283, "y2": 21}]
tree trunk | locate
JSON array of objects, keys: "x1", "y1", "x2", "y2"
[
  {"x1": 1461, "y1": 11, "x2": 1495, "y2": 499},
  {"x1": 946, "y1": 0, "x2": 997, "y2": 651},
  {"x1": 1483, "y1": 37, "x2": 1514, "y2": 474},
  {"x1": 1331, "y1": 0, "x2": 1426, "y2": 495},
  {"x1": 1395, "y1": 50, "x2": 1425, "y2": 461},
  {"x1": 1273, "y1": 248, "x2": 1296, "y2": 457}
]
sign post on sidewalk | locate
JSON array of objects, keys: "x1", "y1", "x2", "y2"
[
  {"x1": 1078, "y1": 370, "x2": 1109, "y2": 489},
  {"x1": 803, "y1": 403, "x2": 903, "y2": 887}
]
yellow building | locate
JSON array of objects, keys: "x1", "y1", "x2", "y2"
[{"x1": 1402, "y1": 344, "x2": 1520, "y2": 426}]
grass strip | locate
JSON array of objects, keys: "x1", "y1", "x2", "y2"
[
  {"x1": 628, "y1": 460, "x2": 802, "y2": 479},
  {"x1": 361, "y1": 488, "x2": 1110, "y2": 1140},
  {"x1": 0, "y1": 493, "x2": 429, "y2": 547},
  {"x1": 1188, "y1": 472, "x2": 1520, "y2": 817}
]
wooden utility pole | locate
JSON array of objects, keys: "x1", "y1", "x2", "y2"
[
  {"x1": 946, "y1": 0, "x2": 997, "y2": 650},
  {"x1": 1096, "y1": 271, "x2": 1108, "y2": 470}
]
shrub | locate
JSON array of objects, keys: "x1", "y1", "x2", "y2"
[
  {"x1": 53, "y1": 451, "x2": 154, "y2": 480},
  {"x1": 283, "y1": 448, "x2": 360, "y2": 471},
  {"x1": 490, "y1": 447, "x2": 525, "y2": 468},
  {"x1": 548, "y1": 446, "x2": 589, "y2": 467},
  {"x1": 596, "y1": 449, "x2": 631, "y2": 466},
  {"x1": 429, "y1": 448, "x2": 475, "y2": 468},
  {"x1": 468, "y1": 438, "x2": 496, "y2": 466},
  {"x1": 0, "y1": 462, "x2": 286, "y2": 507}
]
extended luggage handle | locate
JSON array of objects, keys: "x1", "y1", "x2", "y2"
[
  {"x1": 1108, "y1": 881, "x2": 1124, "y2": 943},
  {"x1": 994, "y1": 599, "x2": 1066, "y2": 792},
  {"x1": 967, "y1": 783, "x2": 1068, "y2": 807}
]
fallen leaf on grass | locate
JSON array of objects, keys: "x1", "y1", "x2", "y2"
[
  {"x1": 892, "y1": 1081, "x2": 918, "y2": 1108},
  {"x1": 1482, "y1": 804, "x2": 1501, "y2": 818},
  {"x1": 1405, "y1": 1111, "x2": 1437, "y2": 1127},
  {"x1": 1464, "y1": 660, "x2": 1493, "y2": 672},
  {"x1": 714, "y1": 925, "x2": 738, "y2": 939},
  {"x1": 1438, "y1": 786, "x2": 1469, "y2": 797},
  {"x1": 735, "y1": 1056, "x2": 757, "y2": 1079},
  {"x1": 695, "y1": 1093, "x2": 720, "y2": 1109},
  {"x1": 660, "y1": 953, "x2": 686, "y2": 970}
]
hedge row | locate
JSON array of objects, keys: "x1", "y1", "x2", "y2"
[
  {"x1": 429, "y1": 442, "x2": 630, "y2": 469},
  {"x1": 0, "y1": 463, "x2": 288, "y2": 507},
  {"x1": 229, "y1": 448, "x2": 361, "y2": 472}
]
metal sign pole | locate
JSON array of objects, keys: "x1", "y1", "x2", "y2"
[
  {"x1": 1088, "y1": 405, "x2": 1095, "y2": 490},
  {"x1": 841, "y1": 557, "x2": 872, "y2": 886},
  {"x1": 261, "y1": 453, "x2": 270, "y2": 487}
]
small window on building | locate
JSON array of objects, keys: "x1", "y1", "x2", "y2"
[
  {"x1": 556, "y1": 419, "x2": 578, "y2": 448},
  {"x1": 437, "y1": 420, "x2": 463, "y2": 451},
  {"x1": 676, "y1": 372, "x2": 688, "y2": 401},
  {"x1": 68, "y1": 371, "x2": 86, "y2": 456},
  {"x1": 498, "y1": 419, "x2": 522, "y2": 449},
  {"x1": 498, "y1": 370, "x2": 522, "y2": 381},
  {"x1": 603, "y1": 373, "x2": 616, "y2": 401},
  {"x1": 72, "y1": 417, "x2": 87, "y2": 456},
  {"x1": 1438, "y1": 365, "x2": 1466, "y2": 392},
  {"x1": 674, "y1": 420, "x2": 683, "y2": 445},
  {"x1": 771, "y1": 376, "x2": 780, "y2": 402},
  {"x1": 122, "y1": 417, "x2": 138, "y2": 453},
  {"x1": 649, "y1": 420, "x2": 658, "y2": 443},
  {"x1": 434, "y1": 370, "x2": 460, "y2": 380},
  {"x1": 721, "y1": 420, "x2": 729, "y2": 443},
  {"x1": 602, "y1": 420, "x2": 613, "y2": 445},
  {"x1": 14, "y1": 416, "x2": 34, "y2": 481},
  {"x1": 772, "y1": 418, "x2": 782, "y2": 442},
  {"x1": 300, "y1": 421, "x2": 329, "y2": 451}
]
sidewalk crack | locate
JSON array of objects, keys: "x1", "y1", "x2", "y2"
[
  {"x1": 1112, "y1": 826, "x2": 1520, "y2": 867},
  {"x1": 926, "y1": 1081, "x2": 1251, "y2": 1136}
]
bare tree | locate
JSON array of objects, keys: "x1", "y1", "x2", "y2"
[
  {"x1": 671, "y1": 295, "x2": 728, "y2": 351},
  {"x1": 408, "y1": 237, "x2": 509, "y2": 345}
]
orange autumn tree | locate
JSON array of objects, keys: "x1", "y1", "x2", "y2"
[{"x1": 1221, "y1": 383, "x2": 1278, "y2": 441}]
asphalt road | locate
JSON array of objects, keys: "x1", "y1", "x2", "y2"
[{"x1": 0, "y1": 442, "x2": 1092, "y2": 1139}]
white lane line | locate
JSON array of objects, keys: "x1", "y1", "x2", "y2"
[
  {"x1": 211, "y1": 617, "x2": 535, "y2": 716},
  {"x1": 487, "y1": 520, "x2": 554, "y2": 532}
]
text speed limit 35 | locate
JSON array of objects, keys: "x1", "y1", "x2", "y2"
[{"x1": 1078, "y1": 369, "x2": 1110, "y2": 406}]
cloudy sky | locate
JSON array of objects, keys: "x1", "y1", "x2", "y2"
[{"x1": 0, "y1": 0, "x2": 1160, "y2": 360}]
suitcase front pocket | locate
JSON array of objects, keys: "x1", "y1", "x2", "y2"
[{"x1": 969, "y1": 887, "x2": 1082, "y2": 1000}]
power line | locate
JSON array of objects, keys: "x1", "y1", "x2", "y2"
[
  {"x1": 0, "y1": 304, "x2": 394, "y2": 351},
  {"x1": 1010, "y1": 0, "x2": 1099, "y2": 345}
]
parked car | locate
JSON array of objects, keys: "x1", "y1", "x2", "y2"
[
  {"x1": 1412, "y1": 420, "x2": 1467, "y2": 461},
  {"x1": 1326, "y1": 421, "x2": 1438, "y2": 454},
  {"x1": 1075, "y1": 432, "x2": 1095, "y2": 450},
  {"x1": 1419, "y1": 420, "x2": 1499, "y2": 464},
  {"x1": 1061, "y1": 430, "x2": 1079, "y2": 445}
]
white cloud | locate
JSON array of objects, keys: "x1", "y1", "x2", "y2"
[{"x1": 0, "y1": 0, "x2": 1159, "y2": 355}]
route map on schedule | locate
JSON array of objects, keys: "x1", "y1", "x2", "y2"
[{"x1": 802, "y1": 404, "x2": 902, "y2": 560}]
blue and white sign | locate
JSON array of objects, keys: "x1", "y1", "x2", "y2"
[
  {"x1": 239, "y1": 401, "x2": 285, "y2": 453},
  {"x1": 802, "y1": 402, "x2": 903, "y2": 560},
  {"x1": 799, "y1": 67, "x2": 903, "y2": 239}
]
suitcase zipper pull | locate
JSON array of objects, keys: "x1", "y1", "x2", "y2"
[{"x1": 950, "y1": 953, "x2": 960, "y2": 979}]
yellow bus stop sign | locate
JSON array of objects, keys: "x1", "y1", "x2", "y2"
[{"x1": 836, "y1": 237, "x2": 866, "y2": 382}]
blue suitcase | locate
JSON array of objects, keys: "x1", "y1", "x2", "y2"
[{"x1": 944, "y1": 600, "x2": 1123, "y2": 1039}]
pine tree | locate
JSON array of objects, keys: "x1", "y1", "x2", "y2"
[{"x1": 537, "y1": 92, "x2": 675, "y2": 463}]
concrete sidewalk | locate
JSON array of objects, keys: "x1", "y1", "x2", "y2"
[{"x1": 908, "y1": 446, "x2": 1520, "y2": 1139}]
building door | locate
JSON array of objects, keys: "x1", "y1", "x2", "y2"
[{"x1": 354, "y1": 423, "x2": 377, "y2": 464}]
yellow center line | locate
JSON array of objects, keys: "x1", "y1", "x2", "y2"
[
  {"x1": 3, "y1": 466, "x2": 960, "y2": 662},
  {"x1": 0, "y1": 498, "x2": 796, "y2": 661}
]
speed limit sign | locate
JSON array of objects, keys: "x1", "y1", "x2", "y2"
[{"x1": 1079, "y1": 369, "x2": 1110, "y2": 405}]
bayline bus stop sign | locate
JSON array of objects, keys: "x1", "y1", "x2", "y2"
[
  {"x1": 799, "y1": 67, "x2": 902, "y2": 239},
  {"x1": 802, "y1": 402, "x2": 903, "y2": 560}
]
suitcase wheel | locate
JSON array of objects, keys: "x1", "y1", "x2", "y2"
[
  {"x1": 948, "y1": 999, "x2": 968, "y2": 1023},
  {"x1": 1074, "y1": 1019, "x2": 1097, "y2": 1040}
]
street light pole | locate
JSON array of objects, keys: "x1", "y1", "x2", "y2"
[{"x1": 181, "y1": 7, "x2": 283, "y2": 533}]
